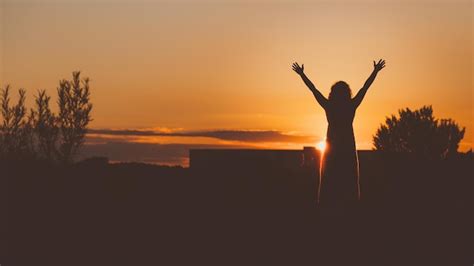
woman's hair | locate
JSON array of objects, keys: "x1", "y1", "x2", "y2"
[{"x1": 328, "y1": 81, "x2": 352, "y2": 102}]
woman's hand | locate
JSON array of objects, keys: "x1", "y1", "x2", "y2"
[
  {"x1": 373, "y1": 59, "x2": 386, "y2": 72},
  {"x1": 292, "y1": 62, "x2": 305, "y2": 75}
]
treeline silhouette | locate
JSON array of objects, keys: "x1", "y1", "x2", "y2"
[{"x1": 1, "y1": 74, "x2": 473, "y2": 264}]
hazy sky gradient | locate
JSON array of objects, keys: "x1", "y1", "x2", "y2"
[{"x1": 2, "y1": 0, "x2": 472, "y2": 156}]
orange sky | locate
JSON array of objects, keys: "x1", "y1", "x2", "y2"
[{"x1": 1, "y1": 0, "x2": 472, "y2": 158}]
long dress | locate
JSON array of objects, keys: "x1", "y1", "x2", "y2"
[{"x1": 318, "y1": 100, "x2": 360, "y2": 209}]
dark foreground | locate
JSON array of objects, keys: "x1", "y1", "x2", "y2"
[{"x1": 1, "y1": 153, "x2": 472, "y2": 265}]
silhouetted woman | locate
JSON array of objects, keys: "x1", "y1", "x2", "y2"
[{"x1": 292, "y1": 59, "x2": 386, "y2": 211}]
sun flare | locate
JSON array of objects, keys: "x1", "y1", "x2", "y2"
[{"x1": 316, "y1": 140, "x2": 326, "y2": 152}]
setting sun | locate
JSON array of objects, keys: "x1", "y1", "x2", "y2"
[{"x1": 316, "y1": 140, "x2": 327, "y2": 152}]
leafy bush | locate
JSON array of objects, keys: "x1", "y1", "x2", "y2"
[
  {"x1": 0, "y1": 86, "x2": 33, "y2": 159},
  {"x1": 57, "y1": 72, "x2": 93, "y2": 163},
  {"x1": 0, "y1": 72, "x2": 92, "y2": 163},
  {"x1": 373, "y1": 106, "x2": 465, "y2": 159},
  {"x1": 31, "y1": 90, "x2": 59, "y2": 161}
]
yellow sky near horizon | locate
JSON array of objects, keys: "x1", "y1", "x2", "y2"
[{"x1": 1, "y1": 0, "x2": 472, "y2": 151}]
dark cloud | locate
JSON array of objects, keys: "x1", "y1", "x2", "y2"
[
  {"x1": 87, "y1": 129, "x2": 317, "y2": 143},
  {"x1": 82, "y1": 129, "x2": 318, "y2": 166}
]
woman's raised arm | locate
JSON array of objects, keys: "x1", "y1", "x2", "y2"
[
  {"x1": 353, "y1": 59, "x2": 386, "y2": 108},
  {"x1": 292, "y1": 62, "x2": 328, "y2": 109}
]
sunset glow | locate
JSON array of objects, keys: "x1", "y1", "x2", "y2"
[
  {"x1": 316, "y1": 140, "x2": 327, "y2": 153},
  {"x1": 1, "y1": 0, "x2": 472, "y2": 165}
]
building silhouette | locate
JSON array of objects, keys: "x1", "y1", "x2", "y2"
[{"x1": 190, "y1": 146, "x2": 374, "y2": 170}]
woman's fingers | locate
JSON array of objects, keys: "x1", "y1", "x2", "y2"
[
  {"x1": 374, "y1": 59, "x2": 386, "y2": 71},
  {"x1": 291, "y1": 62, "x2": 303, "y2": 73},
  {"x1": 374, "y1": 59, "x2": 386, "y2": 69}
]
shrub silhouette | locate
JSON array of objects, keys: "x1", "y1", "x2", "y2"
[
  {"x1": 56, "y1": 72, "x2": 93, "y2": 163},
  {"x1": 30, "y1": 90, "x2": 59, "y2": 161},
  {"x1": 373, "y1": 105, "x2": 465, "y2": 158},
  {"x1": 0, "y1": 71, "x2": 92, "y2": 163},
  {"x1": 0, "y1": 86, "x2": 34, "y2": 159}
]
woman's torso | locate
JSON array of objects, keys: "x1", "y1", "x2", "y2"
[{"x1": 324, "y1": 102, "x2": 356, "y2": 150}]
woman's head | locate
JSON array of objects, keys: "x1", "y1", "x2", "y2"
[{"x1": 329, "y1": 81, "x2": 352, "y2": 102}]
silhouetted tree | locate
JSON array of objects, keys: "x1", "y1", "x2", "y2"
[
  {"x1": 57, "y1": 71, "x2": 93, "y2": 163},
  {"x1": 373, "y1": 106, "x2": 465, "y2": 158}
]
